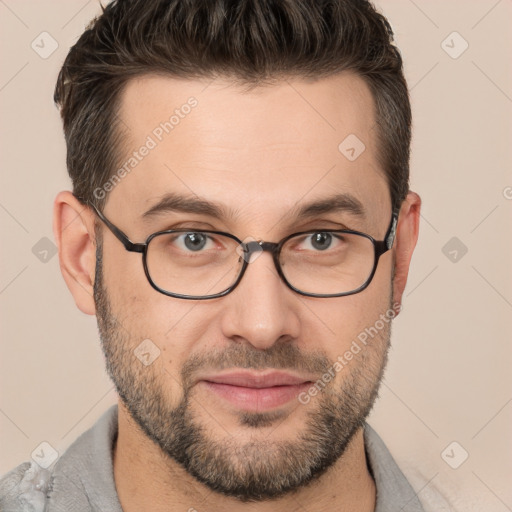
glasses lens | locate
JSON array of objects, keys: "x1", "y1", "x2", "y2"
[
  {"x1": 145, "y1": 230, "x2": 375, "y2": 298},
  {"x1": 280, "y1": 231, "x2": 376, "y2": 295},
  {"x1": 146, "y1": 231, "x2": 243, "y2": 298}
]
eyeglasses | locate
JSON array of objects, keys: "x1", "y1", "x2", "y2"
[{"x1": 86, "y1": 200, "x2": 398, "y2": 300}]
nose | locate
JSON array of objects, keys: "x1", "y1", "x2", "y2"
[{"x1": 219, "y1": 249, "x2": 301, "y2": 350}]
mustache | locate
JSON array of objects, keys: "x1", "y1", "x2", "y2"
[{"x1": 180, "y1": 342, "x2": 331, "y2": 388}]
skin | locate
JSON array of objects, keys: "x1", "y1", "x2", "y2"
[{"x1": 53, "y1": 72, "x2": 421, "y2": 512}]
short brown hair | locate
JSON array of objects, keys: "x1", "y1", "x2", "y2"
[{"x1": 55, "y1": 0, "x2": 411, "y2": 212}]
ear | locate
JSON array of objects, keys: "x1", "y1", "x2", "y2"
[
  {"x1": 392, "y1": 191, "x2": 421, "y2": 314},
  {"x1": 53, "y1": 191, "x2": 98, "y2": 315}
]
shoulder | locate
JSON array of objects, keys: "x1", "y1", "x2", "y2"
[
  {"x1": 363, "y1": 423, "x2": 455, "y2": 512},
  {"x1": 0, "y1": 460, "x2": 51, "y2": 512},
  {"x1": 0, "y1": 404, "x2": 119, "y2": 512}
]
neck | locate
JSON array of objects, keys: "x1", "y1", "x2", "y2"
[{"x1": 113, "y1": 402, "x2": 376, "y2": 512}]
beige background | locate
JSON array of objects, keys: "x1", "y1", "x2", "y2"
[{"x1": 1, "y1": 1, "x2": 511, "y2": 509}]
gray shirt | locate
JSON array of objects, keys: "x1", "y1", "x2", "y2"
[{"x1": 0, "y1": 404, "x2": 425, "y2": 512}]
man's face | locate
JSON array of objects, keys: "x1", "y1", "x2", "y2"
[{"x1": 95, "y1": 73, "x2": 394, "y2": 500}]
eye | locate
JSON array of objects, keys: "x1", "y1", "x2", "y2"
[
  {"x1": 296, "y1": 232, "x2": 346, "y2": 252},
  {"x1": 309, "y1": 232, "x2": 332, "y2": 251},
  {"x1": 173, "y1": 232, "x2": 215, "y2": 252}
]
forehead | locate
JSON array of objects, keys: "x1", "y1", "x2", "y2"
[{"x1": 108, "y1": 73, "x2": 390, "y2": 230}]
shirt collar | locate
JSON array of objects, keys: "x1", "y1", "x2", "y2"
[{"x1": 364, "y1": 422, "x2": 425, "y2": 511}]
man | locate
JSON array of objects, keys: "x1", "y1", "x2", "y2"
[{"x1": 1, "y1": 0, "x2": 428, "y2": 510}]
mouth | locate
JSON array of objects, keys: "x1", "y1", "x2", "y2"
[{"x1": 198, "y1": 370, "x2": 314, "y2": 412}]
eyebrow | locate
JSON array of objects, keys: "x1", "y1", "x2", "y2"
[{"x1": 141, "y1": 192, "x2": 366, "y2": 224}]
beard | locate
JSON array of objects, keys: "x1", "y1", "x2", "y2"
[{"x1": 93, "y1": 233, "x2": 391, "y2": 502}]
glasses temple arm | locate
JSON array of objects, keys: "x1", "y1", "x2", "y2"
[
  {"x1": 384, "y1": 210, "x2": 399, "y2": 250},
  {"x1": 84, "y1": 199, "x2": 145, "y2": 253}
]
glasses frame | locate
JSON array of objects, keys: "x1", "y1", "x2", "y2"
[{"x1": 86, "y1": 200, "x2": 399, "y2": 300}]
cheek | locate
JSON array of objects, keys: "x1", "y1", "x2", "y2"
[
  {"x1": 312, "y1": 284, "x2": 392, "y2": 360},
  {"x1": 117, "y1": 289, "x2": 212, "y2": 373},
  {"x1": 101, "y1": 240, "x2": 146, "y2": 297},
  {"x1": 371, "y1": 250, "x2": 394, "y2": 295}
]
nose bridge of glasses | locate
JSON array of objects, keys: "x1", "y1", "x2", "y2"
[{"x1": 240, "y1": 240, "x2": 279, "y2": 265}]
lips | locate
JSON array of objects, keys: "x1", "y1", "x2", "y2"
[
  {"x1": 202, "y1": 370, "x2": 312, "y2": 388},
  {"x1": 198, "y1": 370, "x2": 314, "y2": 412}
]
